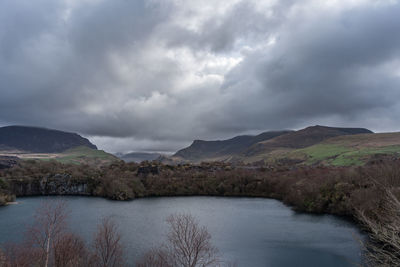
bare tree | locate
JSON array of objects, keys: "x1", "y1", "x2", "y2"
[
  {"x1": 1, "y1": 201, "x2": 128, "y2": 267},
  {"x1": 138, "y1": 213, "x2": 220, "y2": 267},
  {"x1": 136, "y1": 248, "x2": 171, "y2": 267},
  {"x1": 0, "y1": 249, "x2": 4, "y2": 266},
  {"x1": 0, "y1": 243, "x2": 37, "y2": 267},
  {"x1": 26, "y1": 200, "x2": 69, "y2": 267},
  {"x1": 357, "y1": 188, "x2": 400, "y2": 266},
  {"x1": 54, "y1": 233, "x2": 88, "y2": 267},
  {"x1": 0, "y1": 200, "x2": 90, "y2": 267},
  {"x1": 90, "y1": 217, "x2": 125, "y2": 267},
  {"x1": 165, "y1": 213, "x2": 219, "y2": 267}
]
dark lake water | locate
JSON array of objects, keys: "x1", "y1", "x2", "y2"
[{"x1": 0, "y1": 196, "x2": 363, "y2": 266}]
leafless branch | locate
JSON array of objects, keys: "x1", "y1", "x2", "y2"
[{"x1": 90, "y1": 216, "x2": 126, "y2": 267}]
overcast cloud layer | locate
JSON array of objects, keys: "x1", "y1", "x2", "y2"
[{"x1": 1, "y1": 0, "x2": 400, "y2": 153}]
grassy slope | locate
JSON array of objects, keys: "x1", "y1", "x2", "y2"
[
  {"x1": 290, "y1": 133, "x2": 400, "y2": 166},
  {"x1": 30, "y1": 146, "x2": 119, "y2": 166},
  {"x1": 235, "y1": 132, "x2": 400, "y2": 166},
  {"x1": 56, "y1": 146, "x2": 119, "y2": 165}
]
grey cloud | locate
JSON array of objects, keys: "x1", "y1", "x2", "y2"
[
  {"x1": 211, "y1": 1, "x2": 400, "y2": 133},
  {"x1": 1, "y1": 0, "x2": 400, "y2": 152},
  {"x1": 161, "y1": 0, "x2": 296, "y2": 53}
]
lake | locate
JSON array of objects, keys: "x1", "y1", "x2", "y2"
[{"x1": 0, "y1": 196, "x2": 363, "y2": 266}]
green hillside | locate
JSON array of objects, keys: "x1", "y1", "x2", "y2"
[
  {"x1": 172, "y1": 126, "x2": 372, "y2": 163},
  {"x1": 293, "y1": 133, "x2": 400, "y2": 166},
  {"x1": 53, "y1": 146, "x2": 120, "y2": 165},
  {"x1": 251, "y1": 133, "x2": 399, "y2": 166},
  {"x1": 13, "y1": 146, "x2": 120, "y2": 166},
  {"x1": 209, "y1": 132, "x2": 400, "y2": 166}
]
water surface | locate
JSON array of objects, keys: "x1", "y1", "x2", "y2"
[{"x1": 0, "y1": 196, "x2": 363, "y2": 266}]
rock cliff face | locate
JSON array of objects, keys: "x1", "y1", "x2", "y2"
[{"x1": 8, "y1": 174, "x2": 95, "y2": 197}]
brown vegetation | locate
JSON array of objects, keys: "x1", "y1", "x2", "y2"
[
  {"x1": 0, "y1": 202, "x2": 228, "y2": 267},
  {"x1": 28, "y1": 201, "x2": 69, "y2": 267},
  {"x1": 1, "y1": 159, "x2": 400, "y2": 265},
  {"x1": 54, "y1": 233, "x2": 88, "y2": 267},
  {"x1": 354, "y1": 168, "x2": 400, "y2": 266}
]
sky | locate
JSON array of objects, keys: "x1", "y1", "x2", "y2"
[{"x1": 1, "y1": 0, "x2": 400, "y2": 153}]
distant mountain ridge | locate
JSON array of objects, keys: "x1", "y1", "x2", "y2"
[
  {"x1": 172, "y1": 125, "x2": 374, "y2": 163},
  {"x1": 174, "y1": 130, "x2": 292, "y2": 161},
  {"x1": 243, "y1": 125, "x2": 373, "y2": 156},
  {"x1": 0, "y1": 125, "x2": 97, "y2": 153}
]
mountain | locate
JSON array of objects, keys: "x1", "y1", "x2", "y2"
[
  {"x1": 172, "y1": 125, "x2": 375, "y2": 164},
  {"x1": 0, "y1": 126, "x2": 97, "y2": 153},
  {"x1": 116, "y1": 152, "x2": 162, "y2": 163},
  {"x1": 173, "y1": 130, "x2": 292, "y2": 162},
  {"x1": 0, "y1": 126, "x2": 118, "y2": 166},
  {"x1": 243, "y1": 125, "x2": 373, "y2": 157}
]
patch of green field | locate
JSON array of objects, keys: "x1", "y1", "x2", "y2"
[
  {"x1": 330, "y1": 154, "x2": 364, "y2": 166},
  {"x1": 56, "y1": 146, "x2": 119, "y2": 165},
  {"x1": 24, "y1": 146, "x2": 119, "y2": 166},
  {"x1": 292, "y1": 144, "x2": 400, "y2": 166},
  {"x1": 330, "y1": 145, "x2": 400, "y2": 166},
  {"x1": 63, "y1": 146, "x2": 114, "y2": 158}
]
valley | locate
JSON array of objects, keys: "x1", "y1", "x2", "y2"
[{"x1": 0, "y1": 124, "x2": 399, "y2": 266}]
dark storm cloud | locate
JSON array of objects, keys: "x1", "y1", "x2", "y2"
[
  {"x1": 161, "y1": 2, "x2": 275, "y2": 52},
  {"x1": 0, "y1": 0, "x2": 175, "y2": 134},
  {"x1": 206, "y1": 1, "x2": 400, "y2": 133},
  {"x1": 1, "y1": 0, "x2": 400, "y2": 152}
]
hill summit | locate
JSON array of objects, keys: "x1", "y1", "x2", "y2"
[{"x1": 0, "y1": 125, "x2": 97, "y2": 153}]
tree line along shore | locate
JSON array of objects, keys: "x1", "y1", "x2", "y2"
[{"x1": 1, "y1": 159, "x2": 400, "y2": 266}]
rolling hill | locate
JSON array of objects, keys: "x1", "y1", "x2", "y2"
[
  {"x1": 243, "y1": 125, "x2": 372, "y2": 156},
  {"x1": 285, "y1": 132, "x2": 400, "y2": 166},
  {"x1": 170, "y1": 125, "x2": 397, "y2": 166},
  {"x1": 0, "y1": 125, "x2": 96, "y2": 153},
  {"x1": 173, "y1": 130, "x2": 292, "y2": 162},
  {"x1": 0, "y1": 126, "x2": 118, "y2": 166}
]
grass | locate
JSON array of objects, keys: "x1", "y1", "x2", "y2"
[
  {"x1": 330, "y1": 154, "x2": 364, "y2": 166},
  {"x1": 330, "y1": 145, "x2": 400, "y2": 166},
  {"x1": 24, "y1": 146, "x2": 119, "y2": 166},
  {"x1": 239, "y1": 144, "x2": 400, "y2": 166},
  {"x1": 56, "y1": 146, "x2": 119, "y2": 165},
  {"x1": 292, "y1": 144, "x2": 400, "y2": 166},
  {"x1": 295, "y1": 144, "x2": 352, "y2": 164},
  {"x1": 243, "y1": 132, "x2": 400, "y2": 166},
  {"x1": 63, "y1": 146, "x2": 115, "y2": 159}
]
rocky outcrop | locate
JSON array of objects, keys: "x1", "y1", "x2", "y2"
[
  {"x1": 0, "y1": 192, "x2": 15, "y2": 206},
  {"x1": 8, "y1": 174, "x2": 96, "y2": 197},
  {"x1": 0, "y1": 156, "x2": 19, "y2": 170}
]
